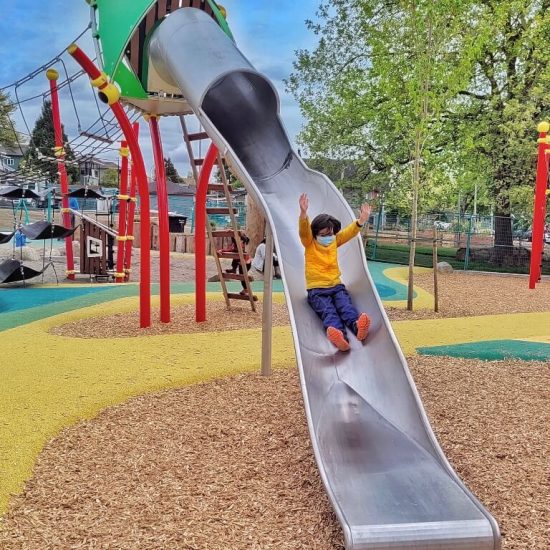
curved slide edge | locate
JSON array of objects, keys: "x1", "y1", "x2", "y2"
[{"x1": 148, "y1": 9, "x2": 500, "y2": 549}]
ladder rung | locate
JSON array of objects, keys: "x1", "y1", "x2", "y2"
[
  {"x1": 206, "y1": 207, "x2": 238, "y2": 215},
  {"x1": 217, "y1": 252, "x2": 242, "y2": 259},
  {"x1": 187, "y1": 131, "x2": 209, "y2": 141},
  {"x1": 193, "y1": 158, "x2": 204, "y2": 166},
  {"x1": 222, "y1": 273, "x2": 252, "y2": 281},
  {"x1": 211, "y1": 229, "x2": 242, "y2": 237},
  {"x1": 227, "y1": 292, "x2": 258, "y2": 302},
  {"x1": 208, "y1": 183, "x2": 233, "y2": 193}
]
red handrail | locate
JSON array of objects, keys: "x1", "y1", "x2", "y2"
[
  {"x1": 46, "y1": 68, "x2": 75, "y2": 280},
  {"x1": 115, "y1": 140, "x2": 129, "y2": 283},
  {"x1": 148, "y1": 115, "x2": 171, "y2": 323},
  {"x1": 529, "y1": 122, "x2": 550, "y2": 289},
  {"x1": 124, "y1": 122, "x2": 140, "y2": 282},
  {"x1": 68, "y1": 44, "x2": 151, "y2": 327},
  {"x1": 195, "y1": 143, "x2": 219, "y2": 322}
]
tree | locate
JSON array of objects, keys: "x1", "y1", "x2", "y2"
[
  {"x1": 288, "y1": 0, "x2": 475, "y2": 308},
  {"x1": 0, "y1": 91, "x2": 18, "y2": 147},
  {"x1": 21, "y1": 100, "x2": 79, "y2": 184},
  {"x1": 101, "y1": 167, "x2": 120, "y2": 188},
  {"x1": 164, "y1": 157, "x2": 183, "y2": 182},
  {"x1": 451, "y1": 1, "x2": 550, "y2": 246}
]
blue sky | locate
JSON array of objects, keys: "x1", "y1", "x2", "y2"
[{"x1": 0, "y1": 0, "x2": 320, "y2": 177}]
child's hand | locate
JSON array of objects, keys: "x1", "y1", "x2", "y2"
[
  {"x1": 299, "y1": 193, "x2": 309, "y2": 218},
  {"x1": 358, "y1": 203, "x2": 371, "y2": 225}
]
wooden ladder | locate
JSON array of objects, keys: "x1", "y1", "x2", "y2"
[{"x1": 180, "y1": 115, "x2": 257, "y2": 311}]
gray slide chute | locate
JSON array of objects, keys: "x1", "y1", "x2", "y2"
[{"x1": 149, "y1": 9, "x2": 500, "y2": 549}]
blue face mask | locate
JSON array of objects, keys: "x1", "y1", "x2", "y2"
[{"x1": 317, "y1": 235, "x2": 335, "y2": 247}]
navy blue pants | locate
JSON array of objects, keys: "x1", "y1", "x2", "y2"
[{"x1": 307, "y1": 284, "x2": 359, "y2": 336}]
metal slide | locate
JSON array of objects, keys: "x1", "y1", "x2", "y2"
[{"x1": 149, "y1": 9, "x2": 501, "y2": 549}]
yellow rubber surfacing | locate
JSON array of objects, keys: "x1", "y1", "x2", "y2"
[
  {"x1": 0, "y1": 293, "x2": 294, "y2": 514},
  {"x1": 4, "y1": 266, "x2": 549, "y2": 517}
]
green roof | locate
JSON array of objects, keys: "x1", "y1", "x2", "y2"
[{"x1": 91, "y1": 0, "x2": 234, "y2": 100}]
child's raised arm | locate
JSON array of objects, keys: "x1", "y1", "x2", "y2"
[
  {"x1": 299, "y1": 193, "x2": 309, "y2": 219},
  {"x1": 336, "y1": 202, "x2": 371, "y2": 246},
  {"x1": 358, "y1": 202, "x2": 371, "y2": 226},
  {"x1": 298, "y1": 193, "x2": 313, "y2": 246}
]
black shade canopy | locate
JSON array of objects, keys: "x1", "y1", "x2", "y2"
[
  {"x1": 0, "y1": 186, "x2": 41, "y2": 200},
  {"x1": 67, "y1": 187, "x2": 106, "y2": 199},
  {"x1": 20, "y1": 221, "x2": 76, "y2": 240},
  {"x1": 0, "y1": 259, "x2": 43, "y2": 284}
]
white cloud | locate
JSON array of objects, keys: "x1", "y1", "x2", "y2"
[{"x1": 2, "y1": 0, "x2": 320, "y2": 175}]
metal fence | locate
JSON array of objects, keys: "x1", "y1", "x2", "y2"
[{"x1": 363, "y1": 211, "x2": 546, "y2": 275}]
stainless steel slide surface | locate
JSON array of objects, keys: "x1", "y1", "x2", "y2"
[{"x1": 149, "y1": 9, "x2": 501, "y2": 549}]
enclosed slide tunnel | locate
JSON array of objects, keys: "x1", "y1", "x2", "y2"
[{"x1": 148, "y1": 8, "x2": 501, "y2": 549}]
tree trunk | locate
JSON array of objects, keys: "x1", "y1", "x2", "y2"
[
  {"x1": 407, "y1": 128, "x2": 421, "y2": 311},
  {"x1": 493, "y1": 179, "x2": 513, "y2": 247},
  {"x1": 494, "y1": 212, "x2": 513, "y2": 247},
  {"x1": 246, "y1": 193, "x2": 266, "y2": 256}
]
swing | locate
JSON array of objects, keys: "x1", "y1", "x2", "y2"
[
  {"x1": 0, "y1": 231, "x2": 15, "y2": 244},
  {"x1": 0, "y1": 259, "x2": 44, "y2": 284},
  {"x1": 0, "y1": 186, "x2": 67, "y2": 285},
  {"x1": 20, "y1": 220, "x2": 76, "y2": 240}
]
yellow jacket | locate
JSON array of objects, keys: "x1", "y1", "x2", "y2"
[{"x1": 299, "y1": 216, "x2": 361, "y2": 289}]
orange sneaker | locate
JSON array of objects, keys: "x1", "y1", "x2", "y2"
[
  {"x1": 327, "y1": 327, "x2": 351, "y2": 351},
  {"x1": 355, "y1": 313, "x2": 370, "y2": 341}
]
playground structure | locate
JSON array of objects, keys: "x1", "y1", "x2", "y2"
[
  {"x1": 50, "y1": 2, "x2": 503, "y2": 548},
  {"x1": 529, "y1": 120, "x2": 550, "y2": 288},
  {"x1": 0, "y1": 2, "x2": 506, "y2": 549}
]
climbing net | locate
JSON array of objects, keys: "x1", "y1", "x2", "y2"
[{"x1": 0, "y1": 25, "x2": 141, "y2": 191}]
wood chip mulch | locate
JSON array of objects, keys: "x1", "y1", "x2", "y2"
[
  {"x1": 2, "y1": 268, "x2": 549, "y2": 548},
  {"x1": 50, "y1": 301, "x2": 291, "y2": 339},
  {"x1": 386, "y1": 271, "x2": 550, "y2": 321},
  {"x1": 0, "y1": 359, "x2": 548, "y2": 549},
  {"x1": 0, "y1": 369, "x2": 343, "y2": 550}
]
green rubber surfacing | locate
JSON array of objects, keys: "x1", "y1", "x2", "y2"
[{"x1": 418, "y1": 339, "x2": 550, "y2": 361}]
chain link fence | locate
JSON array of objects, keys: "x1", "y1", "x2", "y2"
[{"x1": 363, "y1": 211, "x2": 548, "y2": 275}]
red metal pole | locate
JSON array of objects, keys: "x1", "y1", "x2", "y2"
[
  {"x1": 46, "y1": 68, "x2": 75, "y2": 280},
  {"x1": 195, "y1": 143, "x2": 219, "y2": 322},
  {"x1": 115, "y1": 140, "x2": 129, "y2": 283},
  {"x1": 68, "y1": 44, "x2": 151, "y2": 327},
  {"x1": 529, "y1": 121, "x2": 550, "y2": 289},
  {"x1": 124, "y1": 122, "x2": 140, "y2": 282},
  {"x1": 148, "y1": 115, "x2": 171, "y2": 323}
]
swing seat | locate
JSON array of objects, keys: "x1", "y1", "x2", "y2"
[
  {"x1": 0, "y1": 259, "x2": 44, "y2": 284},
  {"x1": 20, "y1": 221, "x2": 76, "y2": 240},
  {"x1": 0, "y1": 185, "x2": 40, "y2": 200},
  {"x1": 0, "y1": 231, "x2": 14, "y2": 244}
]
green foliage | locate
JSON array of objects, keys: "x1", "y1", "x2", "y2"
[
  {"x1": 452, "y1": 2, "x2": 550, "y2": 215},
  {"x1": 288, "y1": 0, "x2": 478, "y2": 218},
  {"x1": 215, "y1": 159, "x2": 242, "y2": 188},
  {"x1": 164, "y1": 157, "x2": 183, "y2": 182},
  {"x1": 0, "y1": 91, "x2": 18, "y2": 147},
  {"x1": 288, "y1": 0, "x2": 550, "y2": 245},
  {"x1": 509, "y1": 184, "x2": 535, "y2": 219},
  {"x1": 20, "y1": 101, "x2": 79, "y2": 184},
  {"x1": 101, "y1": 167, "x2": 120, "y2": 188}
]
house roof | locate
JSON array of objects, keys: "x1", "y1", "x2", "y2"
[
  {"x1": 77, "y1": 156, "x2": 119, "y2": 170},
  {"x1": 0, "y1": 144, "x2": 29, "y2": 157},
  {"x1": 148, "y1": 180, "x2": 196, "y2": 196}
]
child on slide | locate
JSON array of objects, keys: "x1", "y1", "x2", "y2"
[{"x1": 299, "y1": 193, "x2": 371, "y2": 352}]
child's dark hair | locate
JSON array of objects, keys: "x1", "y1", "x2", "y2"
[
  {"x1": 231, "y1": 234, "x2": 249, "y2": 246},
  {"x1": 311, "y1": 214, "x2": 341, "y2": 238}
]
